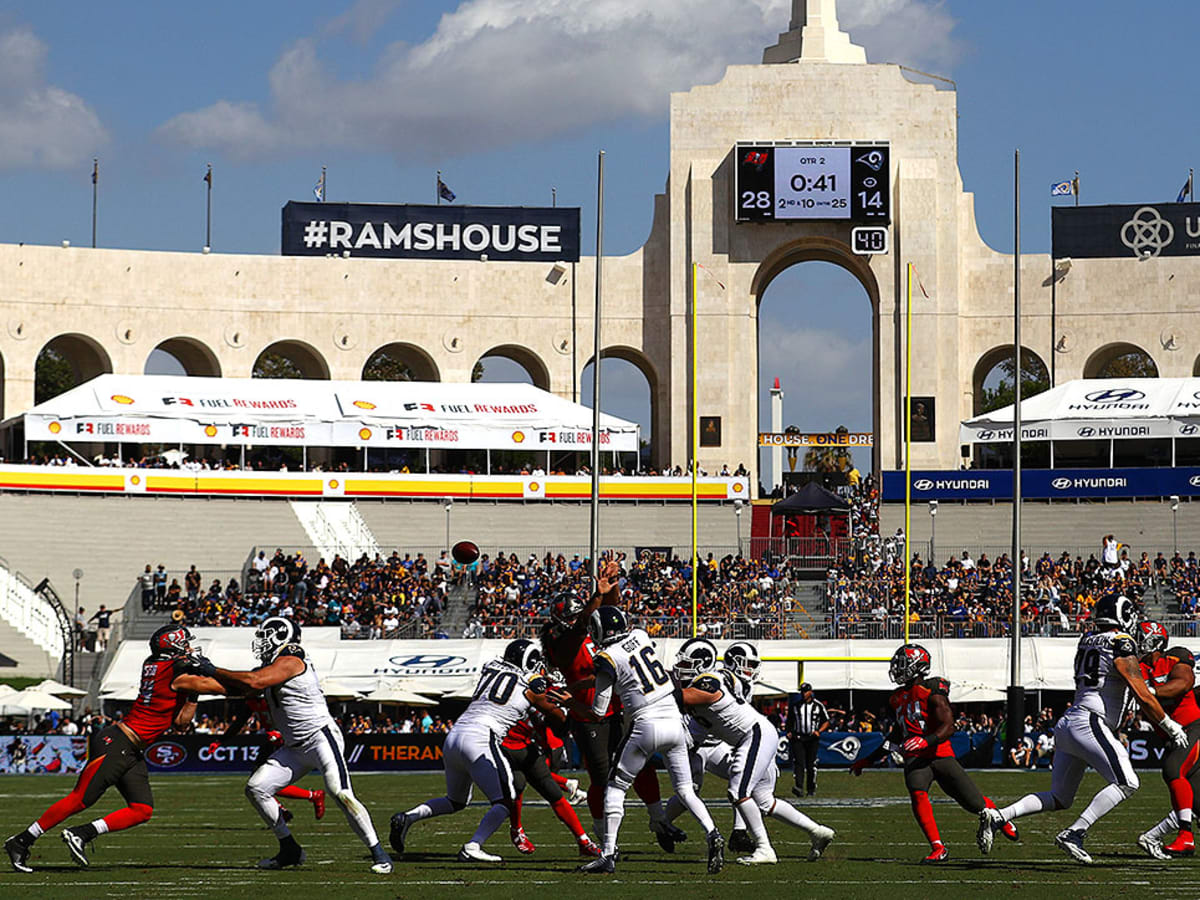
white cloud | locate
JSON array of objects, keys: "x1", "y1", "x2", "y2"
[
  {"x1": 0, "y1": 27, "x2": 107, "y2": 170},
  {"x1": 156, "y1": 0, "x2": 962, "y2": 160}
]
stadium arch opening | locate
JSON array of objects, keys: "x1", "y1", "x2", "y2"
[
  {"x1": 252, "y1": 339, "x2": 330, "y2": 380},
  {"x1": 145, "y1": 337, "x2": 221, "y2": 378},
  {"x1": 362, "y1": 342, "x2": 439, "y2": 382},
  {"x1": 581, "y1": 346, "x2": 657, "y2": 471},
  {"x1": 1083, "y1": 342, "x2": 1159, "y2": 379},
  {"x1": 35, "y1": 333, "x2": 113, "y2": 405},
  {"x1": 750, "y1": 238, "x2": 880, "y2": 492},
  {"x1": 472, "y1": 344, "x2": 551, "y2": 392}
]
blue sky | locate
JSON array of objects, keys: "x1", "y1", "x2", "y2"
[{"x1": 2, "y1": 1, "x2": 1197, "y2": 478}]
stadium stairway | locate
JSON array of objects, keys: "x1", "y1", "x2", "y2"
[
  {"x1": 785, "y1": 582, "x2": 830, "y2": 638},
  {"x1": 0, "y1": 494, "x2": 311, "y2": 632},
  {"x1": 289, "y1": 501, "x2": 379, "y2": 563},
  {"x1": 0, "y1": 616, "x2": 58, "y2": 677},
  {"x1": 439, "y1": 578, "x2": 475, "y2": 638}
]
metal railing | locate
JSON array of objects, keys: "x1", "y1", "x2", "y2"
[{"x1": 0, "y1": 563, "x2": 64, "y2": 657}]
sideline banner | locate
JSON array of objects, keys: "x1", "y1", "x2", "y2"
[{"x1": 758, "y1": 432, "x2": 873, "y2": 447}]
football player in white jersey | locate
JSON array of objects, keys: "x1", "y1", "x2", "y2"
[
  {"x1": 212, "y1": 617, "x2": 392, "y2": 874},
  {"x1": 671, "y1": 639, "x2": 835, "y2": 865},
  {"x1": 390, "y1": 639, "x2": 564, "y2": 863},
  {"x1": 569, "y1": 607, "x2": 724, "y2": 875},
  {"x1": 978, "y1": 594, "x2": 1189, "y2": 863}
]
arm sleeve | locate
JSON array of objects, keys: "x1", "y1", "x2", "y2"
[{"x1": 591, "y1": 663, "x2": 615, "y2": 719}]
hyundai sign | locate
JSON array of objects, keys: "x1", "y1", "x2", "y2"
[
  {"x1": 884, "y1": 467, "x2": 1200, "y2": 500},
  {"x1": 282, "y1": 202, "x2": 581, "y2": 262}
]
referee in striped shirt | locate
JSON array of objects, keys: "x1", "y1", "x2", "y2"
[{"x1": 788, "y1": 683, "x2": 830, "y2": 797}]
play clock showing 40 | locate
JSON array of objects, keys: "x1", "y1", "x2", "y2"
[{"x1": 735, "y1": 142, "x2": 890, "y2": 223}]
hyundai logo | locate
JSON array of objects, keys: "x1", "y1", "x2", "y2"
[
  {"x1": 1182, "y1": 423, "x2": 1199, "y2": 436},
  {"x1": 1085, "y1": 388, "x2": 1146, "y2": 403},
  {"x1": 146, "y1": 741, "x2": 187, "y2": 768},
  {"x1": 387, "y1": 654, "x2": 468, "y2": 669},
  {"x1": 978, "y1": 430, "x2": 994, "y2": 441},
  {"x1": 1077, "y1": 426, "x2": 1095, "y2": 437},
  {"x1": 913, "y1": 479, "x2": 934, "y2": 491},
  {"x1": 1190, "y1": 475, "x2": 1200, "y2": 488},
  {"x1": 1051, "y1": 478, "x2": 1072, "y2": 490},
  {"x1": 828, "y1": 735, "x2": 863, "y2": 760}
]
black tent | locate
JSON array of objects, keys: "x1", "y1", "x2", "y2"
[{"x1": 769, "y1": 481, "x2": 849, "y2": 515}]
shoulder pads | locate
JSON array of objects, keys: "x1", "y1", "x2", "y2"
[
  {"x1": 691, "y1": 674, "x2": 723, "y2": 694},
  {"x1": 1112, "y1": 635, "x2": 1137, "y2": 658},
  {"x1": 925, "y1": 677, "x2": 950, "y2": 696},
  {"x1": 1168, "y1": 646, "x2": 1196, "y2": 667},
  {"x1": 277, "y1": 643, "x2": 306, "y2": 661}
]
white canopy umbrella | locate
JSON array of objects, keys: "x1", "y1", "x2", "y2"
[
  {"x1": 0, "y1": 684, "x2": 18, "y2": 699},
  {"x1": 361, "y1": 679, "x2": 439, "y2": 706},
  {"x1": 35, "y1": 679, "x2": 87, "y2": 698},
  {"x1": 320, "y1": 677, "x2": 369, "y2": 699},
  {"x1": 0, "y1": 688, "x2": 74, "y2": 715}
]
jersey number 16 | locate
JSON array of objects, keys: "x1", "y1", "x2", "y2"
[{"x1": 629, "y1": 646, "x2": 669, "y2": 694}]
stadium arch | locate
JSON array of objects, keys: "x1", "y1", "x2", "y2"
[
  {"x1": 35, "y1": 333, "x2": 113, "y2": 404},
  {"x1": 1083, "y1": 342, "x2": 1159, "y2": 379},
  {"x1": 473, "y1": 344, "x2": 551, "y2": 392},
  {"x1": 580, "y1": 346, "x2": 660, "y2": 469},
  {"x1": 362, "y1": 342, "x2": 440, "y2": 382},
  {"x1": 252, "y1": 339, "x2": 330, "y2": 380},
  {"x1": 971, "y1": 345, "x2": 1050, "y2": 415},
  {"x1": 146, "y1": 336, "x2": 221, "y2": 378}
]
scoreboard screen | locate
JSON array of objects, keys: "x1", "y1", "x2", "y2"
[{"x1": 735, "y1": 143, "x2": 890, "y2": 223}]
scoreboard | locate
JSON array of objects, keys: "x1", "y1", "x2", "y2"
[{"x1": 735, "y1": 142, "x2": 890, "y2": 223}]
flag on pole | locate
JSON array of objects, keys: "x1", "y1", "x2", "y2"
[
  {"x1": 1050, "y1": 180, "x2": 1073, "y2": 197},
  {"x1": 1177, "y1": 171, "x2": 1193, "y2": 203},
  {"x1": 203, "y1": 166, "x2": 212, "y2": 187},
  {"x1": 437, "y1": 176, "x2": 456, "y2": 203},
  {"x1": 314, "y1": 169, "x2": 325, "y2": 202},
  {"x1": 91, "y1": 159, "x2": 98, "y2": 185}
]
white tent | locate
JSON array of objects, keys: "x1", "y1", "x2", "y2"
[
  {"x1": 34, "y1": 678, "x2": 87, "y2": 698},
  {"x1": 15, "y1": 374, "x2": 640, "y2": 452},
  {"x1": 0, "y1": 688, "x2": 74, "y2": 715},
  {"x1": 961, "y1": 377, "x2": 1200, "y2": 444}
]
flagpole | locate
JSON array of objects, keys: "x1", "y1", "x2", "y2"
[
  {"x1": 322, "y1": 165, "x2": 327, "y2": 202},
  {"x1": 436, "y1": 170, "x2": 441, "y2": 205},
  {"x1": 1074, "y1": 170, "x2": 1079, "y2": 207},
  {"x1": 691, "y1": 261, "x2": 699, "y2": 639},
  {"x1": 1192, "y1": 168, "x2": 1195, "y2": 203},
  {"x1": 589, "y1": 151, "x2": 605, "y2": 586},
  {"x1": 204, "y1": 164, "x2": 212, "y2": 250},
  {"x1": 903, "y1": 262, "x2": 912, "y2": 644},
  {"x1": 91, "y1": 159, "x2": 98, "y2": 249}
]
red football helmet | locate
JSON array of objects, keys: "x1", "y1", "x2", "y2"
[
  {"x1": 1137, "y1": 620, "x2": 1169, "y2": 656},
  {"x1": 149, "y1": 624, "x2": 195, "y2": 659}
]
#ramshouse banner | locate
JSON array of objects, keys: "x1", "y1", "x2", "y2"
[
  {"x1": 282, "y1": 202, "x2": 581, "y2": 262},
  {"x1": 1052, "y1": 202, "x2": 1200, "y2": 259}
]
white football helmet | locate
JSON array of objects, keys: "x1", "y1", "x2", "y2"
[
  {"x1": 673, "y1": 637, "x2": 719, "y2": 683},
  {"x1": 253, "y1": 616, "x2": 302, "y2": 665},
  {"x1": 723, "y1": 641, "x2": 762, "y2": 683}
]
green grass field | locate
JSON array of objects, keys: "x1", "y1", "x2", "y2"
[{"x1": 1, "y1": 770, "x2": 1198, "y2": 899}]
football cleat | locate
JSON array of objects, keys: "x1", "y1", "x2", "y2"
[
  {"x1": 921, "y1": 843, "x2": 949, "y2": 864},
  {"x1": 370, "y1": 844, "x2": 393, "y2": 874},
  {"x1": 564, "y1": 778, "x2": 585, "y2": 805},
  {"x1": 737, "y1": 845, "x2": 777, "y2": 866},
  {"x1": 1000, "y1": 819, "x2": 1020, "y2": 843},
  {"x1": 706, "y1": 829, "x2": 725, "y2": 874},
  {"x1": 258, "y1": 840, "x2": 306, "y2": 869},
  {"x1": 389, "y1": 812, "x2": 414, "y2": 856},
  {"x1": 650, "y1": 819, "x2": 677, "y2": 853},
  {"x1": 808, "y1": 826, "x2": 836, "y2": 862},
  {"x1": 977, "y1": 807, "x2": 1003, "y2": 855},
  {"x1": 728, "y1": 829, "x2": 754, "y2": 852},
  {"x1": 510, "y1": 827, "x2": 536, "y2": 855},
  {"x1": 1165, "y1": 831, "x2": 1195, "y2": 856},
  {"x1": 578, "y1": 836, "x2": 601, "y2": 858},
  {"x1": 458, "y1": 842, "x2": 502, "y2": 863},
  {"x1": 578, "y1": 853, "x2": 616, "y2": 874},
  {"x1": 1138, "y1": 832, "x2": 1171, "y2": 860},
  {"x1": 371, "y1": 860, "x2": 393, "y2": 875},
  {"x1": 5, "y1": 833, "x2": 33, "y2": 873},
  {"x1": 312, "y1": 789, "x2": 326, "y2": 820},
  {"x1": 1054, "y1": 828, "x2": 1092, "y2": 865},
  {"x1": 61, "y1": 828, "x2": 91, "y2": 869}
]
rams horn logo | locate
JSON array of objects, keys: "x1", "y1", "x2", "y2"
[{"x1": 828, "y1": 735, "x2": 862, "y2": 760}]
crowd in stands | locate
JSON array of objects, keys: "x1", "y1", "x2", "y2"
[
  {"x1": 824, "y1": 533, "x2": 1197, "y2": 638},
  {"x1": 464, "y1": 549, "x2": 792, "y2": 640},
  {"x1": 168, "y1": 549, "x2": 449, "y2": 638}
]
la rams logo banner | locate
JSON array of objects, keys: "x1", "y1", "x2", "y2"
[
  {"x1": 282, "y1": 202, "x2": 581, "y2": 262},
  {"x1": 1052, "y1": 203, "x2": 1200, "y2": 259}
]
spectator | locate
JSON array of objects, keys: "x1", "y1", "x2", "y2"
[{"x1": 139, "y1": 565, "x2": 154, "y2": 612}]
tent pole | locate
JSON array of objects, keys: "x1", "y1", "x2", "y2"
[
  {"x1": 240, "y1": 445, "x2": 245, "y2": 469},
  {"x1": 487, "y1": 448, "x2": 491, "y2": 475},
  {"x1": 302, "y1": 445, "x2": 307, "y2": 471},
  {"x1": 425, "y1": 448, "x2": 430, "y2": 473}
]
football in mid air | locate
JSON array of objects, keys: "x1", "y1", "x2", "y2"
[{"x1": 451, "y1": 540, "x2": 480, "y2": 565}]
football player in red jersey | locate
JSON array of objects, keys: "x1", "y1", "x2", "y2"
[
  {"x1": 501, "y1": 712, "x2": 600, "y2": 857},
  {"x1": 539, "y1": 559, "x2": 679, "y2": 850},
  {"x1": 4, "y1": 625, "x2": 222, "y2": 872},
  {"x1": 1135, "y1": 621, "x2": 1200, "y2": 858},
  {"x1": 850, "y1": 643, "x2": 1018, "y2": 863}
]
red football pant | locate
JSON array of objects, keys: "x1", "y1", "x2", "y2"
[
  {"x1": 277, "y1": 785, "x2": 315, "y2": 801},
  {"x1": 551, "y1": 796, "x2": 586, "y2": 839},
  {"x1": 36, "y1": 755, "x2": 105, "y2": 831},
  {"x1": 910, "y1": 790, "x2": 941, "y2": 847}
]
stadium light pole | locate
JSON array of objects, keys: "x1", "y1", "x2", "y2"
[
  {"x1": 928, "y1": 500, "x2": 937, "y2": 566},
  {"x1": 443, "y1": 497, "x2": 453, "y2": 556},
  {"x1": 1171, "y1": 495, "x2": 1180, "y2": 557},
  {"x1": 734, "y1": 499, "x2": 744, "y2": 557},
  {"x1": 1007, "y1": 148, "x2": 1025, "y2": 758}
]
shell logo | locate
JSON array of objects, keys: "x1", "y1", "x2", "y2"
[
  {"x1": 512, "y1": 430, "x2": 526, "y2": 444},
  {"x1": 529, "y1": 482, "x2": 540, "y2": 492},
  {"x1": 329, "y1": 479, "x2": 340, "y2": 490},
  {"x1": 732, "y1": 482, "x2": 745, "y2": 493},
  {"x1": 204, "y1": 425, "x2": 218, "y2": 438},
  {"x1": 110, "y1": 394, "x2": 135, "y2": 405},
  {"x1": 358, "y1": 428, "x2": 372, "y2": 441},
  {"x1": 48, "y1": 422, "x2": 62, "y2": 435},
  {"x1": 130, "y1": 475, "x2": 141, "y2": 486},
  {"x1": 353, "y1": 400, "x2": 376, "y2": 410}
]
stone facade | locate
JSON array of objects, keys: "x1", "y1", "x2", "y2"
[{"x1": 1, "y1": 1, "x2": 1195, "y2": 492}]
